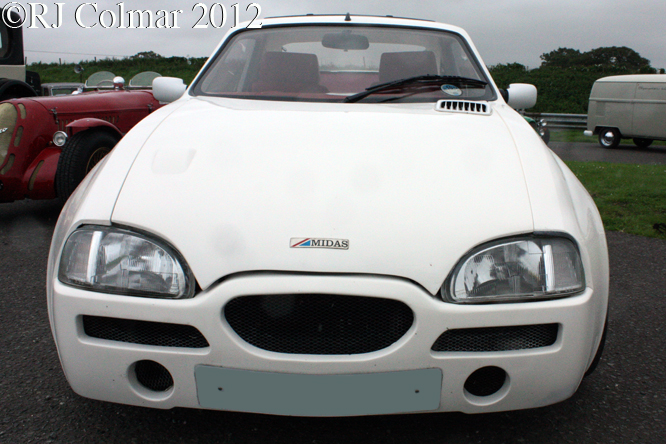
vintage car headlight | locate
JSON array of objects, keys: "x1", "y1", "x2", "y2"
[
  {"x1": 53, "y1": 131, "x2": 68, "y2": 147},
  {"x1": 58, "y1": 226, "x2": 194, "y2": 299},
  {"x1": 443, "y1": 235, "x2": 584, "y2": 304}
]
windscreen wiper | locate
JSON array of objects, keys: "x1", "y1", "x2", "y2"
[{"x1": 343, "y1": 75, "x2": 488, "y2": 103}]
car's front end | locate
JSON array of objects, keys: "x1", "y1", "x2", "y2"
[{"x1": 47, "y1": 14, "x2": 608, "y2": 416}]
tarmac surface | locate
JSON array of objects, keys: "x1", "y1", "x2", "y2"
[
  {"x1": 549, "y1": 140, "x2": 666, "y2": 164},
  {"x1": 1, "y1": 142, "x2": 665, "y2": 444}
]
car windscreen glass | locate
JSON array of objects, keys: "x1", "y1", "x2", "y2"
[{"x1": 191, "y1": 25, "x2": 495, "y2": 103}]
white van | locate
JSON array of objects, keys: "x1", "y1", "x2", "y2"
[{"x1": 585, "y1": 74, "x2": 666, "y2": 148}]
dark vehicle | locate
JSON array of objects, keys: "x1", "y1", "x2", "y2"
[
  {"x1": 525, "y1": 115, "x2": 550, "y2": 144},
  {"x1": 0, "y1": 7, "x2": 41, "y2": 100}
]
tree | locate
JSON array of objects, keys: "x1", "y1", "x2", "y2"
[
  {"x1": 539, "y1": 48, "x2": 583, "y2": 68},
  {"x1": 581, "y1": 47, "x2": 655, "y2": 73},
  {"x1": 131, "y1": 51, "x2": 162, "y2": 60},
  {"x1": 539, "y1": 46, "x2": 655, "y2": 73}
]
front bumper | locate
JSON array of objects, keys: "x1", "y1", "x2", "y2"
[{"x1": 50, "y1": 273, "x2": 602, "y2": 416}]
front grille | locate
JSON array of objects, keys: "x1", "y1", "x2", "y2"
[
  {"x1": 224, "y1": 294, "x2": 414, "y2": 355},
  {"x1": 82, "y1": 315, "x2": 209, "y2": 348},
  {"x1": 432, "y1": 324, "x2": 559, "y2": 352}
]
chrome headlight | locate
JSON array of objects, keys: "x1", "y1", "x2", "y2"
[
  {"x1": 58, "y1": 226, "x2": 194, "y2": 299},
  {"x1": 443, "y1": 235, "x2": 584, "y2": 304},
  {"x1": 53, "y1": 131, "x2": 68, "y2": 147}
]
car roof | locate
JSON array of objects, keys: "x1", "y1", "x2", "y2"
[
  {"x1": 596, "y1": 74, "x2": 666, "y2": 83},
  {"x1": 258, "y1": 13, "x2": 466, "y2": 35}
]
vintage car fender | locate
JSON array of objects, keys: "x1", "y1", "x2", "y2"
[
  {"x1": 20, "y1": 146, "x2": 60, "y2": 200},
  {"x1": 0, "y1": 85, "x2": 160, "y2": 202},
  {"x1": 66, "y1": 118, "x2": 122, "y2": 137}
]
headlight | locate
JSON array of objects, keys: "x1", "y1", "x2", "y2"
[
  {"x1": 53, "y1": 131, "x2": 68, "y2": 147},
  {"x1": 58, "y1": 226, "x2": 194, "y2": 299},
  {"x1": 443, "y1": 235, "x2": 584, "y2": 304}
]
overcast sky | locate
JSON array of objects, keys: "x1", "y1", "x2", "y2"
[{"x1": 16, "y1": 0, "x2": 666, "y2": 71}]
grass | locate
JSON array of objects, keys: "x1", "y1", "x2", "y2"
[
  {"x1": 565, "y1": 161, "x2": 666, "y2": 239},
  {"x1": 551, "y1": 129, "x2": 666, "y2": 146}
]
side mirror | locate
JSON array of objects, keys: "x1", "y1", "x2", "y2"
[
  {"x1": 153, "y1": 77, "x2": 187, "y2": 103},
  {"x1": 505, "y1": 83, "x2": 537, "y2": 110}
]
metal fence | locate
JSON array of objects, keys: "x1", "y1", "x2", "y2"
[{"x1": 526, "y1": 113, "x2": 588, "y2": 130}]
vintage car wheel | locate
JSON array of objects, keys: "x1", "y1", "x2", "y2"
[
  {"x1": 598, "y1": 128, "x2": 621, "y2": 149},
  {"x1": 633, "y1": 138, "x2": 653, "y2": 148},
  {"x1": 56, "y1": 129, "x2": 120, "y2": 201}
]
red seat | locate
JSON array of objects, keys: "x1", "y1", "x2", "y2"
[
  {"x1": 378, "y1": 51, "x2": 438, "y2": 83},
  {"x1": 251, "y1": 52, "x2": 328, "y2": 93}
]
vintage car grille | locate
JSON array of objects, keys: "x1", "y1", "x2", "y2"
[
  {"x1": 82, "y1": 315, "x2": 209, "y2": 348},
  {"x1": 432, "y1": 324, "x2": 559, "y2": 352},
  {"x1": 0, "y1": 103, "x2": 18, "y2": 169},
  {"x1": 436, "y1": 100, "x2": 491, "y2": 115},
  {"x1": 224, "y1": 294, "x2": 414, "y2": 355}
]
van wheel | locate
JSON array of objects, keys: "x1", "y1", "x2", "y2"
[
  {"x1": 633, "y1": 138, "x2": 653, "y2": 148},
  {"x1": 56, "y1": 129, "x2": 120, "y2": 202},
  {"x1": 599, "y1": 128, "x2": 621, "y2": 149}
]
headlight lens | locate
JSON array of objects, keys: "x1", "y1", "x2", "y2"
[
  {"x1": 53, "y1": 131, "x2": 68, "y2": 147},
  {"x1": 443, "y1": 236, "x2": 584, "y2": 304},
  {"x1": 58, "y1": 226, "x2": 193, "y2": 298}
]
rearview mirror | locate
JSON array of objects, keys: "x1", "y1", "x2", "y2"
[
  {"x1": 153, "y1": 77, "x2": 187, "y2": 103},
  {"x1": 505, "y1": 83, "x2": 537, "y2": 110},
  {"x1": 322, "y1": 33, "x2": 370, "y2": 50}
]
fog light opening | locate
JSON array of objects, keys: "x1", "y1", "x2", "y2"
[
  {"x1": 464, "y1": 366, "x2": 507, "y2": 400},
  {"x1": 133, "y1": 360, "x2": 174, "y2": 392}
]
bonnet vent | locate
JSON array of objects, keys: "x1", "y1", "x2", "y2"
[{"x1": 436, "y1": 100, "x2": 491, "y2": 116}]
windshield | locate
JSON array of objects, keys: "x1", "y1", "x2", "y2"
[{"x1": 191, "y1": 25, "x2": 495, "y2": 103}]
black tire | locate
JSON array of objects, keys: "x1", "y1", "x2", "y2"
[
  {"x1": 584, "y1": 317, "x2": 607, "y2": 377},
  {"x1": 56, "y1": 129, "x2": 120, "y2": 201},
  {"x1": 540, "y1": 127, "x2": 551, "y2": 145},
  {"x1": 633, "y1": 138, "x2": 653, "y2": 148},
  {"x1": 598, "y1": 128, "x2": 621, "y2": 149},
  {"x1": 0, "y1": 79, "x2": 37, "y2": 101}
]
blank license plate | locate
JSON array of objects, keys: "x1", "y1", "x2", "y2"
[{"x1": 195, "y1": 366, "x2": 442, "y2": 416}]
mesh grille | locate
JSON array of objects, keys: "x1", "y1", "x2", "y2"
[
  {"x1": 82, "y1": 315, "x2": 209, "y2": 348},
  {"x1": 224, "y1": 294, "x2": 414, "y2": 355},
  {"x1": 134, "y1": 360, "x2": 173, "y2": 392},
  {"x1": 432, "y1": 324, "x2": 558, "y2": 352}
]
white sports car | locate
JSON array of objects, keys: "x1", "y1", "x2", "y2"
[{"x1": 47, "y1": 14, "x2": 609, "y2": 416}]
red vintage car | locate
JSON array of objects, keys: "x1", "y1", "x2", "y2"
[{"x1": 0, "y1": 72, "x2": 162, "y2": 202}]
